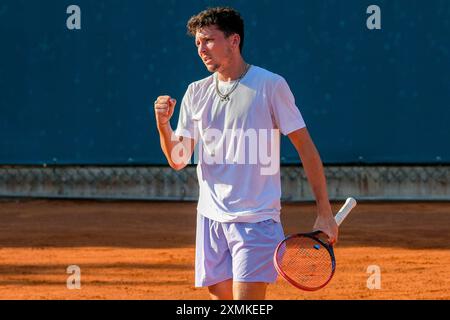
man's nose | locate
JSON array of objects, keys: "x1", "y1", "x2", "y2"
[{"x1": 198, "y1": 43, "x2": 207, "y2": 55}]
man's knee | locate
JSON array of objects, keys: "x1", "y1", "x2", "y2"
[
  {"x1": 233, "y1": 282, "x2": 268, "y2": 300},
  {"x1": 208, "y1": 279, "x2": 233, "y2": 300}
]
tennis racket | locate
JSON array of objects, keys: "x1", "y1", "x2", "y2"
[{"x1": 273, "y1": 197, "x2": 357, "y2": 291}]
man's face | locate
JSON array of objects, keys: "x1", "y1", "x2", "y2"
[{"x1": 195, "y1": 25, "x2": 238, "y2": 73}]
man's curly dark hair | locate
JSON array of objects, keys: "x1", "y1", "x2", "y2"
[{"x1": 187, "y1": 7, "x2": 245, "y2": 53}]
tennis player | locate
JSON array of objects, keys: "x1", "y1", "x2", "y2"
[{"x1": 154, "y1": 7, "x2": 338, "y2": 300}]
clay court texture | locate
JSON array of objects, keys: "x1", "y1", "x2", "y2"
[{"x1": 0, "y1": 199, "x2": 448, "y2": 300}]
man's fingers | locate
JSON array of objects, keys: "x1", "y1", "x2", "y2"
[
  {"x1": 154, "y1": 96, "x2": 171, "y2": 105},
  {"x1": 155, "y1": 102, "x2": 169, "y2": 110},
  {"x1": 154, "y1": 97, "x2": 175, "y2": 108},
  {"x1": 154, "y1": 96, "x2": 176, "y2": 120},
  {"x1": 319, "y1": 228, "x2": 337, "y2": 245},
  {"x1": 155, "y1": 109, "x2": 169, "y2": 116},
  {"x1": 328, "y1": 233, "x2": 338, "y2": 245},
  {"x1": 168, "y1": 99, "x2": 176, "y2": 115}
]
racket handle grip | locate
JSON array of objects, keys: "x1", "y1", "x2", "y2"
[{"x1": 334, "y1": 197, "x2": 357, "y2": 226}]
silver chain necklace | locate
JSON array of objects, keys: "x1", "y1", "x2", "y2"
[{"x1": 215, "y1": 64, "x2": 251, "y2": 102}]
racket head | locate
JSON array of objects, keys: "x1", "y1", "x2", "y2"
[{"x1": 274, "y1": 231, "x2": 336, "y2": 291}]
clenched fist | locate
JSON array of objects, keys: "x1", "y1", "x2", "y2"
[{"x1": 154, "y1": 95, "x2": 177, "y2": 127}]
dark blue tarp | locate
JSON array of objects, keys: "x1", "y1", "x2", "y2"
[{"x1": 0, "y1": 0, "x2": 449, "y2": 164}]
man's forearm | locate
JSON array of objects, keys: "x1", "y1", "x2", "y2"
[
  {"x1": 157, "y1": 123, "x2": 182, "y2": 169},
  {"x1": 287, "y1": 124, "x2": 338, "y2": 240},
  {"x1": 300, "y1": 143, "x2": 332, "y2": 216}
]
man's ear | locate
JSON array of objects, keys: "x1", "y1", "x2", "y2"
[{"x1": 231, "y1": 34, "x2": 241, "y2": 50}]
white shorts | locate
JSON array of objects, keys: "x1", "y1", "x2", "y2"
[{"x1": 195, "y1": 213, "x2": 285, "y2": 287}]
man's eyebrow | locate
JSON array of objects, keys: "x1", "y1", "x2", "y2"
[
  {"x1": 195, "y1": 36, "x2": 213, "y2": 44},
  {"x1": 197, "y1": 32, "x2": 215, "y2": 39}
]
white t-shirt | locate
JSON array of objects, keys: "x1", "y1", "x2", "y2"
[{"x1": 175, "y1": 65, "x2": 306, "y2": 223}]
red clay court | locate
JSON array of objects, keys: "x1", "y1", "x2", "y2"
[{"x1": 0, "y1": 199, "x2": 448, "y2": 299}]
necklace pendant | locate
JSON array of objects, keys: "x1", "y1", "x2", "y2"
[{"x1": 221, "y1": 96, "x2": 230, "y2": 102}]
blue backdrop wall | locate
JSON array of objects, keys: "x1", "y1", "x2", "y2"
[{"x1": 0, "y1": 0, "x2": 449, "y2": 165}]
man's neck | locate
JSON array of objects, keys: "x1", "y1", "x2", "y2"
[{"x1": 217, "y1": 57, "x2": 248, "y2": 82}]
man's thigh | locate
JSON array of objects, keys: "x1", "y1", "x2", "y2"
[{"x1": 225, "y1": 219, "x2": 285, "y2": 284}]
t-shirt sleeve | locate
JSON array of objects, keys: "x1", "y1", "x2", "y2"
[
  {"x1": 174, "y1": 84, "x2": 197, "y2": 140},
  {"x1": 270, "y1": 77, "x2": 306, "y2": 136}
]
